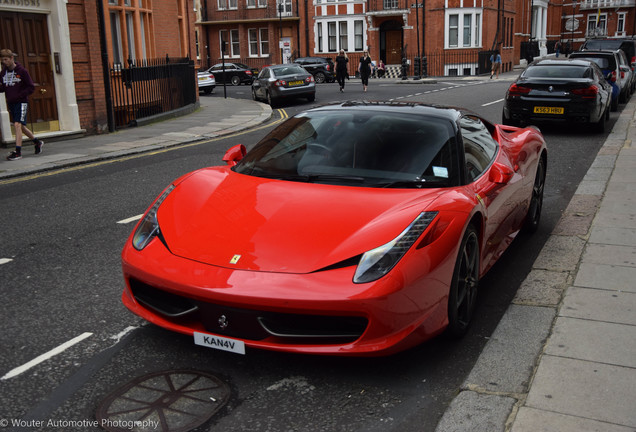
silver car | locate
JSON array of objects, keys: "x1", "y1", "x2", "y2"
[{"x1": 252, "y1": 64, "x2": 316, "y2": 107}]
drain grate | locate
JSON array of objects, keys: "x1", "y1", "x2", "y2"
[{"x1": 96, "y1": 369, "x2": 231, "y2": 432}]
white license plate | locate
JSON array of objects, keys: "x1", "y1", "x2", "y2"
[{"x1": 194, "y1": 332, "x2": 245, "y2": 355}]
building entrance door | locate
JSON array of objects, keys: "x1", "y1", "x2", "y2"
[
  {"x1": 385, "y1": 30, "x2": 402, "y2": 64},
  {"x1": 0, "y1": 11, "x2": 59, "y2": 134}
]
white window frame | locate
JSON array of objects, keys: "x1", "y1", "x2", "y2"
[
  {"x1": 354, "y1": 20, "x2": 364, "y2": 51},
  {"x1": 445, "y1": 8, "x2": 482, "y2": 49},
  {"x1": 587, "y1": 13, "x2": 607, "y2": 37},
  {"x1": 110, "y1": 11, "x2": 124, "y2": 64},
  {"x1": 617, "y1": 12, "x2": 626, "y2": 36},
  {"x1": 249, "y1": 28, "x2": 258, "y2": 56},
  {"x1": 317, "y1": 23, "x2": 323, "y2": 52},
  {"x1": 126, "y1": 12, "x2": 136, "y2": 60},
  {"x1": 258, "y1": 0, "x2": 267, "y2": 6},
  {"x1": 328, "y1": 22, "x2": 337, "y2": 52},
  {"x1": 260, "y1": 28, "x2": 269, "y2": 55},
  {"x1": 316, "y1": 18, "x2": 365, "y2": 54},
  {"x1": 230, "y1": 29, "x2": 240, "y2": 57},
  {"x1": 247, "y1": 0, "x2": 256, "y2": 7},
  {"x1": 339, "y1": 21, "x2": 348, "y2": 51}
]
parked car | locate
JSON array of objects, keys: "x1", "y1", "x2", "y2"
[
  {"x1": 251, "y1": 64, "x2": 316, "y2": 107},
  {"x1": 581, "y1": 37, "x2": 636, "y2": 73},
  {"x1": 197, "y1": 68, "x2": 216, "y2": 94},
  {"x1": 293, "y1": 57, "x2": 335, "y2": 83},
  {"x1": 502, "y1": 58, "x2": 612, "y2": 132},
  {"x1": 121, "y1": 101, "x2": 547, "y2": 356},
  {"x1": 569, "y1": 50, "x2": 631, "y2": 107},
  {"x1": 208, "y1": 62, "x2": 257, "y2": 86}
]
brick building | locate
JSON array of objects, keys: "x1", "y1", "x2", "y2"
[{"x1": 1, "y1": 0, "x2": 196, "y2": 145}]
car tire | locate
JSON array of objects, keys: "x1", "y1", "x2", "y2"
[
  {"x1": 446, "y1": 224, "x2": 480, "y2": 338},
  {"x1": 252, "y1": 88, "x2": 259, "y2": 101},
  {"x1": 315, "y1": 72, "x2": 326, "y2": 84},
  {"x1": 611, "y1": 97, "x2": 619, "y2": 112},
  {"x1": 203, "y1": 88, "x2": 213, "y2": 94},
  {"x1": 523, "y1": 156, "x2": 546, "y2": 234},
  {"x1": 267, "y1": 91, "x2": 277, "y2": 108},
  {"x1": 501, "y1": 113, "x2": 520, "y2": 127},
  {"x1": 592, "y1": 108, "x2": 606, "y2": 133},
  {"x1": 231, "y1": 76, "x2": 241, "y2": 86}
]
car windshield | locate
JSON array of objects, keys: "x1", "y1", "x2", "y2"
[
  {"x1": 523, "y1": 65, "x2": 592, "y2": 78},
  {"x1": 272, "y1": 66, "x2": 306, "y2": 77},
  {"x1": 235, "y1": 63, "x2": 250, "y2": 69},
  {"x1": 234, "y1": 110, "x2": 458, "y2": 188}
]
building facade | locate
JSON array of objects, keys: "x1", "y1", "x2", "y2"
[{"x1": 1, "y1": 0, "x2": 196, "y2": 145}]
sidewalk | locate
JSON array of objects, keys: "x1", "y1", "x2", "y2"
[
  {"x1": 0, "y1": 96, "x2": 272, "y2": 181},
  {"x1": 437, "y1": 97, "x2": 636, "y2": 431}
]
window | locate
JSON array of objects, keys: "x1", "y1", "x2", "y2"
[
  {"x1": 247, "y1": 0, "x2": 256, "y2": 6},
  {"x1": 459, "y1": 116, "x2": 497, "y2": 182},
  {"x1": 446, "y1": 9, "x2": 482, "y2": 49},
  {"x1": 317, "y1": 23, "x2": 323, "y2": 52},
  {"x1": 587, "y1": 13, "x2": 607, "y2": 37},
  {"x1": 328, "y1": 22, "x2": 337, "y2": 52},
  {"x1": 260, "y1": 28, "x2": 269, "y2": 55},
  {"x1": 220, "y1": 29, "x2": 228, "y2": 54},
  {"x1": 383, "y1": 0, "x2": 398, "y2": 9},
  {"x1": 339, "y1": 22, "x2": 348, "y2": 51},
  {"x1": 617, "y1": 13, "x2": 626, "y2": 35},
  {"x1": 249, "y1": 29, "x2": 258, "y2": 56},
  {"x1": 231, "y1": 29, "x2": 240, "y2": 57},
  {"x1": 355, "y1": 20, "x2": 363, "y2": 51},
  {"x1": 218, "y1": 0, "x2": 238, "y2": 9},
  {"x1": 107, "y1": 0, "x2": 153, "y2": 64},
  {"x1": 258, "y1": 0, "x2": 267, "y2": 6}
]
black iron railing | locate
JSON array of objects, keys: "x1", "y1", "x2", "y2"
[{"x1": 109, "y1": 56, "x2": 196, "y2": 129}]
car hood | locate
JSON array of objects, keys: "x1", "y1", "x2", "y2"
[{"x1": 157, "y1": 167, "x2": 444, "y2": 273}]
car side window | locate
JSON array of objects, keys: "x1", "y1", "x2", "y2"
[{"x1": 459, "y1": 115, "x2": 498, "y2": 182}]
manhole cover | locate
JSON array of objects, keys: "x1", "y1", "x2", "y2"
[{"x1": 96, "y1": 369, "x2": 231, "y2": 432}]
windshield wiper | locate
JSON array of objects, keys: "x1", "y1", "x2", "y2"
[
  {"x1": 289, "y1": 174, "x2": 366, "y2": 183},
  {"x1": 374, "y1": 178, "x2": 429, "y2": 188}
]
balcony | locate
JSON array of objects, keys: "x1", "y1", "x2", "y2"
[{"x1": 580, "y1": 0, "x2": 635, "y2": 9}]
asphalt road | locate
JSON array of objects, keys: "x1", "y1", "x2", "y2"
[{"x1": 0, "y1": 76, "x2": 619, "y2": 432}]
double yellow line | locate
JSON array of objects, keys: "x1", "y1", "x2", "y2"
[{"x1": 0, "y1": 109, "x2": 289, "y2": 186}]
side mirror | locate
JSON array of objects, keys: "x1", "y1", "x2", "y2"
[
  {"x1": 489, "y1": 162, "x2": 514, "y2": 184},
  {"x1": 223, "y1": 144, "x2": 247, "y2": 166}
]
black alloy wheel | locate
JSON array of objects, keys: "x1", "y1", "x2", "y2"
[
  {"x1": 315, "y1": 72, "x2": 326, "y2": 84},
  {"x1": 252, "y1": 88, "x2": 258, "y2": 101},
  {"x1": 231, "y1": 75, "x2": 241, "y2": 86},
  {"x1": 447, "y1": 224, "x2": 480, "y2": 337},
  {"x1": 524, "y1": 157, "x2": 546, "y2": 233}
]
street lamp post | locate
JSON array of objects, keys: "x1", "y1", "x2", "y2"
[
  {"x1": 414, "y1": 1, "x2": 421, "y2": 79},
  {"x1": 278, "y1": 0, "x2": 283, "y2": 63}
]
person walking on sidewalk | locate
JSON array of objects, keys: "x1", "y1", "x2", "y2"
[
  {"x1": 0, "y1": 48, "x2": 44, "y2": 161},
  {"x1": 335, "y1": 49, "x2": 349, "y2": 93},
  {"x1": 489, "y1": 50, "x2": 502, "y2": 79},
  {"x1": 359, "y1": 51, "x2": 372, "y2": 92}
]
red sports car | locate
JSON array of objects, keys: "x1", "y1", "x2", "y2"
[{"x1": 121, "y1": 102, "x2": 547, "y2": 356}]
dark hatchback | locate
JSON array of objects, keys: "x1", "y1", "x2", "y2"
[
  {"x1": 293, "y1": 57, "x2": 335, "y2": 83},
  {"x1": 208, "y1": 62, "x2": 258, "y2": 86},
  {"x1": 502, "y1": 58, "x2": 612, "y2": 133}
]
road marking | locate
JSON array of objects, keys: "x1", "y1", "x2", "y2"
[
  {"x1": 0, "y1": 258, "x2": 13, "y2": 265},
  {"x1": 482, "y1": 98, "x2": 505, "y2": 107},
  {"x1": 1, "y1": 332, "x2": 93, "y2": 381},
  {"x1": 117, "y1": 214, "x2": 144, "y2": 224}
]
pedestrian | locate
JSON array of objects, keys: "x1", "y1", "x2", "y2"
[
  {"x1": 489, "y1": 50, "x2": 502, "y2": 79},
  {"x1": 555, "y1": 40, "x2": 562, "y2": 58},
  {"x1": 377, "y1": 59, "x2": 386, "y2": 78},
  {"x1": 0, "y1": 48, "x2": 43, "y2": 161},
  {"x1": 335, "y1": 49, "x2": 349, "y2": 92},
  {"x1": 359, "y1": 50, "x2": 372, "y2": 92}
]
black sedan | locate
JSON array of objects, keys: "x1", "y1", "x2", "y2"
[
  {"x1": 502, "y1": 58, "x2": 612, "y2": 133},
  {"x1": 208, "y1": 62, "x2": 257, "y2": 86},
  {"x1": 252, "y1": 64, "x2": 316, "y2": 107}
]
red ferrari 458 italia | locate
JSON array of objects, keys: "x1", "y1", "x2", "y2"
[{"x1": 121, "y1": 101, "x2": 547, "y2": 356}]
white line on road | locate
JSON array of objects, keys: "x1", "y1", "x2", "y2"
[
  {"x1": 482, "y1": 98, "x2": 505, "y2": 107},
  {"x1": 1, "y1": 332, "x2": 93, "y2": 381},
  {"x1": 0, "y1": 258, "x2": 13, "y2": 265},
  {"x1": 117, "y1": 214, "x2": 144, "y2": 224}
]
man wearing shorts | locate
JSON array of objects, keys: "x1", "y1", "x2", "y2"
[{"x1": 1, "y1": 48, "x2": 44, "y2": 161}]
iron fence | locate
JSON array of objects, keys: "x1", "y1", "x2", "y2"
[{"x1": 109, "y1": 56, "x2": 196, "y2": 129}]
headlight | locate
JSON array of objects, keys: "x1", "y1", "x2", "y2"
[
  {"x1": 353, "y1": 212, "x2": 438, "y2": 283},
  {"x1": 132, "y1": 185, "x2": 175, "y2": 251}
]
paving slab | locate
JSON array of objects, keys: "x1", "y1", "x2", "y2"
[
  {"x1": 589, "y1": 226, "x2": 636, "y2": 245},
  {"x1": 574, "y1": 263, "x2": 636, "y2": 292},
  {"x1": 560, "y1": 286, "x2": 636, "y2": 325},
  {"x1": 581, "y1": 243, "x2": 636, "y2": 267},
  {"x1": 544, "y1": 316, "x2": 636, "y2": 367},
  {"x1": 511, "y1": 407, "x2": 635, "y2": 432},
  {"x1": 525, "y1": 355, "x2": 636, "y2": 427}
]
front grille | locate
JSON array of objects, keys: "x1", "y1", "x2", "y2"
[{"x1": 128, "y1": 279, "x2": 368, "y2": 345}]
